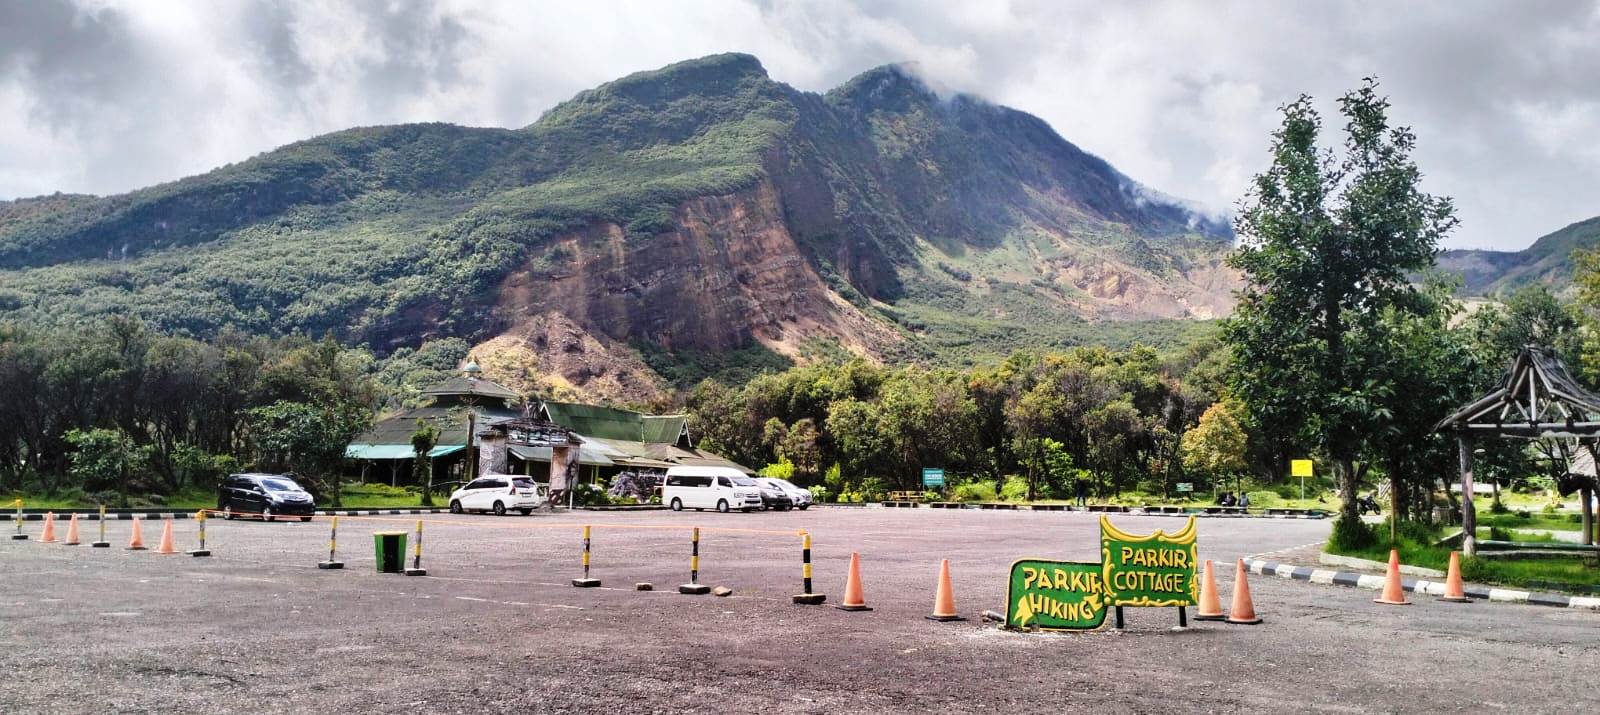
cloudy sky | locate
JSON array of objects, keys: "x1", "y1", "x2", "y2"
[{"x1": 2, "y1": 0, "x2": 1597, "y2": 250}]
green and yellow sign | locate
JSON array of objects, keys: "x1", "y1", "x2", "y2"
[{"x1": 1006, "y1": 516, "x2": 1198, "y2": 631}]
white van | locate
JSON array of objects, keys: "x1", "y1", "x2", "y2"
[{"x1": 663, "y1": 466, "x2": 763, "y2": 513}]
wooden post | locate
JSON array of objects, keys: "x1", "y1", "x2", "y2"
[
  {"x1": 1458, "y1": 433, "x2": 1476, "y2": 558},
  {"x1": 1582, "y1": 487, "x2": 1594, "y2": 547}
]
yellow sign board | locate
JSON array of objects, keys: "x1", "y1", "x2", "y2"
[{"x1": 1291, "y1": 459, "x2": 1313, "y2": 477}]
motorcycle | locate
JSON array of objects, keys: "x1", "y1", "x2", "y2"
[{"x1": 1357, "y1": 493, "x2": 1382, "y2": 516}]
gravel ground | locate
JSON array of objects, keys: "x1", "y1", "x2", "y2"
[{"x1": 1, "y1": 508, "x2": 1595, "y2": 713}]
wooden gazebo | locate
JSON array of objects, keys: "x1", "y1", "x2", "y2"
[{"x1": 1434, "y1": 346, "x2": 1600, "y2": 556}]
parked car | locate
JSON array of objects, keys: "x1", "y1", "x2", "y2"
[
  {"x1": 450, "y1": 476, "x2": 546, "y2": 516},
  {"x1": 756, "y1": 477, "x2": 813, "y2": 510},
  {"x1": 755, "y1": 479, "x2": 794, "y2": 511},
  {"x1": 218, "y1": 473, "x2": 316, "y2": 521},
  {"x1": 663, "y1": 466, "x2": 763, "y2": 513}
]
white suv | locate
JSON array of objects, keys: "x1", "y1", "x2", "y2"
[{"x1": 449, "y1": 476, "x2": 546, "y2": 516}]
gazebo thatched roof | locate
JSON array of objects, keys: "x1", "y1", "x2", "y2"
[{"x1": 1435, "y1": 346, "x2": 1600, "y2": 440}]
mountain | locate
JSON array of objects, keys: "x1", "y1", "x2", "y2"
[
  {"x1": 1439, "y1": 216, "x2": 1600, "y2": 296},
  {"x1": 0, "y1": 54, "x2": 1235, "y2": 403}
]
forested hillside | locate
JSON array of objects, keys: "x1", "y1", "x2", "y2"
[{"x1": 0, "y1": 54, "x2": 1233, "y2": 402}]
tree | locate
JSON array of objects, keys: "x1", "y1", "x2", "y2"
[
  {"x1": 411, "y1": 419, "x2": 440, "y2": 506},
  {"x1": 64, "y1": 428, "x2": 151, "y2": 507},
  {"x1": 1181, "y1": 400, "x2": 1250, "y2": 492},
  {"x1": 248, "y1": 400, "x2": 370, "y2": 507},
  {"x1": 1224, "y1": 79, "x2": 1457, "y2": 529}
]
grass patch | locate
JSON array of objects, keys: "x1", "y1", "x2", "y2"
[
  {"x1": 1478, "y1": 512, "x2": 1587, "y2": 533},
  {"x1": 1325, "y1": 521, "x2": 1598, "y2": 594}
]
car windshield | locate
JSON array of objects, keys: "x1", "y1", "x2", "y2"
[
  {"x1": 731, "y1": 476, "x2": 758, "y2": 486},
  {"x1": 261, "y1": 478, "x2": 299, "y2": 492},
  {"x1": 771, "y1": 479, "x2": 797, "y2": 490},
  {"x1": 512, "y1": 478, "x2": 535, "y2": 488}
]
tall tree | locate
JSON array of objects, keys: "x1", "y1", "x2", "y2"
[
  {"x1": 1224, "y1": 79, "x2": 1457, "y2": 528},
  {"x1": 411, "y1": 419, "x2": 440, "y2": 506}
]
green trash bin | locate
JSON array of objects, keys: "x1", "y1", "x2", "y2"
[{"x1": 374, "y1": 530, "x2": 407, "y2": 573}]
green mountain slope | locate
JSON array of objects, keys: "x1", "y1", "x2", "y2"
[
  {"x1": 0, "y1": 54, "x2": 1235, "y2": 401},
  {"x1": 1439, "y1": 216, "x2": 1600, "y2": 296}
]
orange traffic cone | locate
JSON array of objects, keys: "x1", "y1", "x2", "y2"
[
  {"x1": 835, "y1": 552, "x2": 872, "y2": 612},
  {"x1": 1374, "y1": 548, "x2": 1410, "y2": 605},
  {"x1": 126, "y1": 517, "x2": 147, "y2": 550},
  {"x1": 1438, "y1": 551, "x2": 1470, "y2": 603},
  {"x1": 1195, "y1": 559, "x2": 1226, "y2": 621},
  {"x1": 1225, "y1": 559, "x2": 1262, "y2": 624},
  {"x1": 64, "y1": 514, "x2": 80, "y2": 545},
  {"x1": 153, "y1": 518, "x2": 177, "y2": 555},
  {"x1": 927, "y1": 559, "x2": 965, "y2": 621},
  {"x1": 39, "y1": 512, "x2": 58, "y2": 543}
]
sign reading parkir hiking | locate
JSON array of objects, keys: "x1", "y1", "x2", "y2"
[
  {"x1": 1007, "y1": 560, "x2": 1108, "y2": 630},
  {"x1": 1005, "y1": 516, "x2": 1199, "y2": 631}
]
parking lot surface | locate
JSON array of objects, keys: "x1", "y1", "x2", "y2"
[{"x1": 2, "y1": 507, "x2": 1594, "y2": 713}]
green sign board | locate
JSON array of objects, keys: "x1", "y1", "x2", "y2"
[
  {"x1": 1005, "y1": 516, "x2": 1198, "y2": 631},
  {"x1": 921, "y1": 467, "x2": 945, "y2": 487},
  {"x1": 1100, "y1": 517, "x2": 1198, "y2": 607},
  {"x1": 1006, "y1": 560, "x2": 1107, "y2": 629},
  {"x1": 1175, "y1": 482, "x2": 1193, "y2": 493}
]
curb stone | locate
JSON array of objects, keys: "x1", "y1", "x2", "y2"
[{"x1": 1243, "y1": 557, "x2": 1600, "y2": 611}]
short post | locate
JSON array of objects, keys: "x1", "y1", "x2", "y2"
[
  {"x1": 10, "y1": 498, "x2": 26, "y2": 540},
  {"x1": 404, "y1": 519, "x2": 427, "y2": 576},
  {"x1": 678, "y1": 527, "x2": 711, "y2": 594},
  {"x1": 91, "y1": 504, "x2": 109, "y2": 547},
  {"x1": 189, "y1": 510, "x2": 211, "y2": 557},
  {"x1": 318, "y1": 515, "x2": 343, "y2": 569},
  {"x1": 1176, "y1": 605, "x2": 1187, "y2": 628},
  {"x1": 1114, "y1": 605, "x2": 1126, "y2": 630},
  {"x1": 572, "y1": 525, "x2": 601, "y2": 587},
  {"x1": 791, "y1": 531, "x2": 826, "y2": 604}
]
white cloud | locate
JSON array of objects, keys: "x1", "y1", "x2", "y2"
[{"x1": 1, "y1": 0, "x2": 1597, "y2": 250}]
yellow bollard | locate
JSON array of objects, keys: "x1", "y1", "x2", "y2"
[
  {"x1": 91, "y1": 504, "x2": 110, "y2": 547},
  {"x1": 572, "y1": 524, "x2": 601, "y2": 587},
  {"x1": 318, "y1": 515, "x2": 343, "y2": 569},
  {"x1": 678, "y1": 527, "x2": 711, "y2": 595},
  {"x1": 10, "y1": 498, "x2": 26, "y2": 541},
  {"x1": 404, "y1": 519, "x2": 427, "y2": 576},
  {"x1": 189, "y1": 510, "x2": 211, "y2": 557},
  {"x1": 792, "y1": 531, "x2": 826, "y2": 605}
]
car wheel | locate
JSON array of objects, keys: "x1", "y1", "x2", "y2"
[
  {"x1": 299, "y1": 516, "x2": 312, "y2": 522},
  {"x1": 519, "y1": 508, "x2": 532, "y2": 516},
  {"x1": 670, "y1": 498, "x2": 683, "y2": 511},
  {"x1": 449, "y1": 500, "x2": 463, "y2": 514},
  {"x1": 717, "y1": 500, "x2": 730, "y2": 513},
  {"x1": 222, "y1": 502, "x2": 236, "y2": 520},
  {"x1": 493, "y1": 501, "x2": 506, "y2": 516},
  {"x1": 262, "y1": 506, "x2": 275, "y2": 522},
  {"x1": 798, "y1": 504, "x2": 809, "y2": 511}
]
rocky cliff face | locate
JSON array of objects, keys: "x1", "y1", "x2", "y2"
[{"x1": 0, "y1": 53, "x2": 1239, "y2": 403}]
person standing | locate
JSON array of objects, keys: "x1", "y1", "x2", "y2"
[{"x1": 1074, "y1": 478, "x2": 1088, "y2": 507}]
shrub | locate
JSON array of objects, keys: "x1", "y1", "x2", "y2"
[
  {"x1": 759, "y1": 460, "x2": 796, "y2": 480},
  {"x1": 860, "y1": 477, "x2": 888, "y2": 502},
  {"x1": 1329, "y1": 514, "x2": 1378, "y2": 551},
  {"x1": 1244, "y1": 490, "x2": 1281, "y2": 508},
  {"x1": 808, "y1": 485, "x2": 831, "y2": 503},
  {"x1": 921, "y1": 490, "x2": 941, "y2": 502},
  {"x1": 950, "y1": 480, "x2": 997, "y2": 502},
  {"x1": 1000, "y1": 475, "x2": 1029, "y2": 501},
  {"x1": 1488, "y1": 525, "x2": 1513, "y2": 541}
]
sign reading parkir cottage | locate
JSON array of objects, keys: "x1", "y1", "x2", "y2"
[{"x1": 1006, "y1": 516, "x2": 1198, "y2": 631}]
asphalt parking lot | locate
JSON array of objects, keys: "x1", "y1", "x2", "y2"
[{"x1": 1, "y1": 507, "x2": 1595, "y2": 713}]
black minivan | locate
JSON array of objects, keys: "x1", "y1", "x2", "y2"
[{"x1": 218, "y1": 473, "x2": 316, "y2": 521}]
